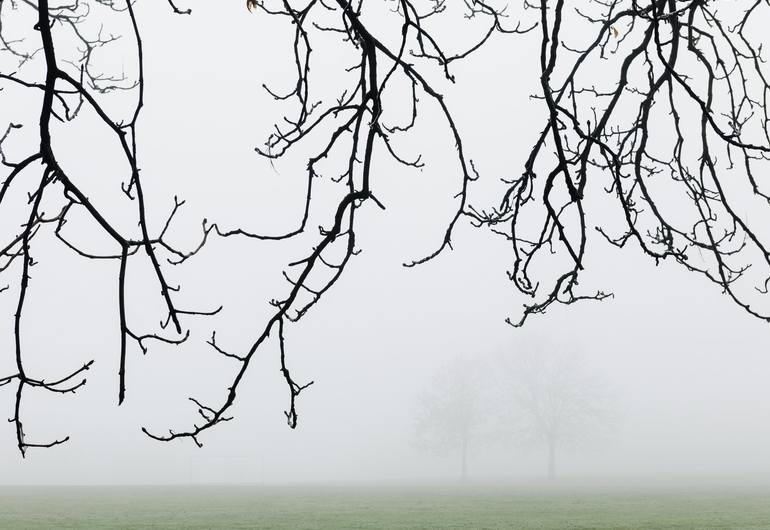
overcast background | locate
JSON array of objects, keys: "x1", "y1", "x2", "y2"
[{"x1": 1, "y1": 0, "x2": 770, "y2": 486}]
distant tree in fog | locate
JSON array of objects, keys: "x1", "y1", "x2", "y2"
[
  {"x1": 498, "y1": 346, "x2": 612, "y2": 480},
  {"x1": 413, "y1": 357, "x2": 485, "y2": 481}
]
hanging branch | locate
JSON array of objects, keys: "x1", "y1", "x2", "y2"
[
  {"x1": 471, "y1": 0, "x2": 770, "y2": 326},
  {"x1": 0, "y1": 0, "x2": 214, "y2": 456},
  {"x1": 142, "y1": 0, "x2": 522, "y2": 446}
]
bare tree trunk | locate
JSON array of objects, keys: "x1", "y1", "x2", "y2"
[
  {"x1": 547, "y1": 437, "x2": 556, "y2": 480},
  {"x1": 461, "y1": 435, "x2": 468, "y2": 481}
]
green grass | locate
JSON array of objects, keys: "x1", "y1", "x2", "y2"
[{"x1": 0, "y1": 485, "x2": 769, "y2": 529}]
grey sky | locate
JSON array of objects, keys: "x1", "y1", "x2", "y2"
[{"x1": 1, "y1": 0, "x2": 770, "y2": 486}]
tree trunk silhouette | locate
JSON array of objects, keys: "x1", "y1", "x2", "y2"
[
  {"x1": 461, "y1": 435, "x2": 468, "y2": 481},
  {"x1": 547, "y1": 437, "x2": 556, "y2": 481}
]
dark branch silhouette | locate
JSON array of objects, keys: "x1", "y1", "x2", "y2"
[
  {"x1": 0, "y1": 0, "x2": 216, "y2": 456},
  {"x1": 471, "y1": 0, "x2": 770, "y2": 326},
  {"x1": 143, "y1": 0, "x2": 517, "y2": 447},
  {"x1": 3, "y1": 0, "x2": 770, "y2": 456}
]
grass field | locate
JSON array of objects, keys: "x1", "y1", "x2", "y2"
[{"x1": 1, "y1": 484, "x2": 769, "y2": 529}]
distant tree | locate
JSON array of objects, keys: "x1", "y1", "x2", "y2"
[
  {"x1": 497, "y1": 345, "x2": 612, "y2": 480},
  {"x1": 413, "y1": 357, "x2": 485, "y2": 481}
]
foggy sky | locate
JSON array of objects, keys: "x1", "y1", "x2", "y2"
[{"x1": 1, "y1": 0, "x2": 770, "y2": 486}]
